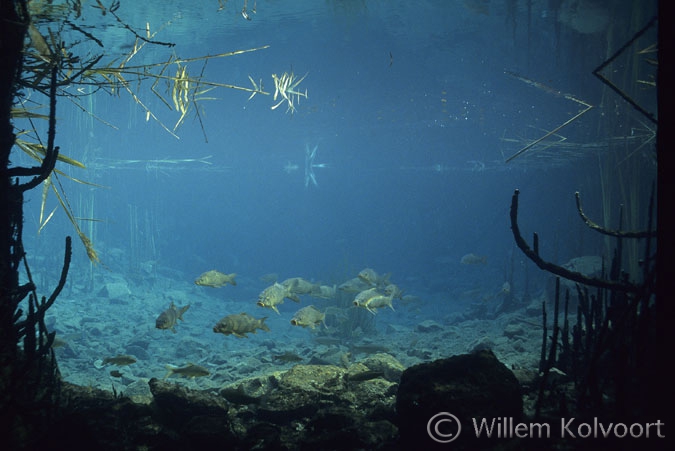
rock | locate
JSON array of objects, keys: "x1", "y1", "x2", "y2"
[
  {"x1": 226, "y1": 363, "x2": 399, "y2": 448},
  {"x1": 385, "y1": 323, "x2": 409, "y2": 334},
  {"x1": 525, "y1": 296, "x2": 545, "y2": 316},
  {"x1": 148, "y1": 378, "x2": 232, "y2": 446},
  {"x1": 396, "y1": 350, "x2": 523, "y2": 449},
  {"x1": 123, "y1": 378, "x2": 153, "y2": 404},
  {"x1": 467, "y1": 336, "x2": 495, "y2": 353},
  {"x1": 46, "y1": 382, "x2": 172, "y2": 449},
  {"x1": 97, "y1": 280, "x2": 130, "y2": 301},
  {"x1": 416, "y1": 319, "x2": 443, "y2": 332},
  {"x1": 503, "y1": 323, "x2": 525, "y2": 338},
  {"x1": 220, "y1": 372, "x2": 282, "y2": 405},
  {"x1": 125, "y1": 345, "x2": 150, "y2": 361},
  {"x1": 258, "y1": 364, "x2": 346, "y2": 422},
  {"x1": 358, "y1": 353, "x2": 405, "y2": 382},
  {"x1": 43, "y1": 363, "x2": 401, "y2": 449}
]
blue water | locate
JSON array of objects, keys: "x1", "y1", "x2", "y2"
[{"x1": 15, "y1": 0, "x2": 657, "y2": 387}]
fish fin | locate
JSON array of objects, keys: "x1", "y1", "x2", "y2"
[
  {"x1": 288, "y1": 294, "x2": 301, "y2": 302},
  {"x1": 233, "y1": 332, "x2": 247, "y2": 338},
  {"x1": 177, "y1": 304, "x2": 190, "y2": 320},
  {"x1": 164, "y1": 365, "x2": 175, "y2": 380},
  {"x1": 272, "y1": 306, "x2": 280, "y2": 315},
  {"x1": 229, "y1": 273, "x2": 237, "y2": 285},
  {"x1": 260, "y1": 318, "x2": 271, "y2": 332}
]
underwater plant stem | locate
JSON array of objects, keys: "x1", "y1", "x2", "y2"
[
  {"x1": 574, "y1": 191, "x2": 655, "y2": 239},
  {"x1": 10, "y1": 66, "x2": 60, "y2": 190},
  {"x1": 510, "y1": 190, "x2": 641, "y2": 293}
]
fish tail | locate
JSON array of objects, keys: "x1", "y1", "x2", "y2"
[
  {"x1": 164, "y1": 365, "x2": 176, "y2": 380},
  {"x1": 178, "y1": 304, "x2": 191, "y2": 320},
  {"x1": 260, "y1": 317, "x2": 271, "y2": 332},
  {"x1": 229, "y1": 273, "x2": 237, "y2": 285}
]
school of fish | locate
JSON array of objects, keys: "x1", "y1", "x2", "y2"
[{"x1": 147, "y1": 266, "x2": 441, "y2": 381}]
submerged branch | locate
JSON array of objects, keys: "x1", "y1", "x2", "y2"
[
  {"x1": 575, "y1": 191, "x2": 656, "y2": 239},
  {"x1": 510, "y1": 189, "x2": 641, "y2": 294}
]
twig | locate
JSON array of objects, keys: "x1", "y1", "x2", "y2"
[
  {"x1": 592, "y1": 16, "x2": 657, "y2": 125},
  {"x1": 574, "y1": 191, "x2": 656, "y2": 238},
  {"x1": 510, "y1": 190, "x2": 641, "y2": 293},
  {"x1": 503, "y1": 71, "x2": 593, "y2": 163},
  {"x1": 9, "y1": 66, "x2": 60, "y2": 188}
]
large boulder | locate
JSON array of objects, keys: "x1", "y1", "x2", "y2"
[{"x1": 397, "y1": 350, "x2": 522, "y2": 450}]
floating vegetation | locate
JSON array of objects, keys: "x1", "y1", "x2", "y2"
[
  {"x1": 502, "y1": 71, "x2": 593, "y2": 164},
  {"x1": 271, "y1": 71, "x2": 309, "y2": 113},
  {"x1": 13, "y1": 1, "x2": 310, "y2": 262}
]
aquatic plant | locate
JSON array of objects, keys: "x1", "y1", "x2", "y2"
[
  {"x1": 10, "y1": 0, "x2": 310, "y2": 264},
  {"x1": 0, "y1": 1, "x2": 307, "y2": 445},
  {"x1": 0, "y1": 3, "x2": 69, "y2": 444},
  {"x1": 510, "y1": 187, "x2": 659, "y2": 420}
]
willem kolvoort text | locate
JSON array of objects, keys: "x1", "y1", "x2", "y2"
[{"x1": 472, "y1": 417, "x2": 665, "y2": 439}]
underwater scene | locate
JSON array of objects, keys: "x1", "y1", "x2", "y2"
[{"x1": 4, "y1": 0, "x2": 662, "y2": 449}]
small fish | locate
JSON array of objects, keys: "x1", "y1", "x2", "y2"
[
  {"x1": 383, "y1": 283, "x2": 404, "y2": 300},
  {"x1": 259, "y1": 273, "x2": 279, "y2": 283},
  {"x1": 281, "y1": 277, "x2": 319, "y2": 295},
  {"x1": 195, "y1": 270, "x2": 237, "y2": 287},
  {"x1": 460, "y1": 253, "x2": 487, "y2": 265},
  {"x1": 310, "y1": 284, "x2": 336, "y2": 299},
  {"x1": 357, "y1": 268, "x2": 391, "y2": 287},
  {"x1": 155, "y1": 301, "x2": 190, "y2": 333},
  {"x1": 272, "y1": 351, "x2": 303, "y2": 363},
  {"x1": 354, "y1": 288, "x2": 394, "y2": 314},
  {"x1": 353, "y1": 287, "x2": 383, "y2": 309},
  {"x1": 213, "y1": 312, "x2": 270, "y2": 338},
  {"x1": 338, "y1": 277, "x2": 372, "y2": 293},
  {"x1": 109, "y1": 370, "x2": 124, "y2": 378},
  {"x1": 164, "y1": 363, "x2": 211, "y2": 379},
  {"x1": 257, "y1": 282, "x2": 300, "y2": 314},
  {"x1": 290, "y1": 305, "x2": 326, "y2": 329},
  {"x1": 360, "y1": 293, "x2": 395, "y2": 314},
  {"x1": 102, "y1": 355, "x2": 137, "y2": 366},
  {"x1": 314, "y1": 336, "x2": 342, "y2": 346}
]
